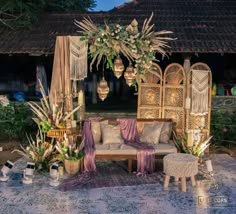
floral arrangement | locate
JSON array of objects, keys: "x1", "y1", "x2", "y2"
[
  {"x1": 28, "y1": 80, "x2": 80, "y2": 133},
  {"x1": 12, "y1": 130, "x2": 53, "y2": 170},
  {"x1": 54, "y1": 134, "x2": 84, "y2": 161},
  {"x1": 174, "y1": 132, "x2": 212, "y2": 157},
  {"x1": 76, "y1": 13, "x2": 174, "y2": 80}
]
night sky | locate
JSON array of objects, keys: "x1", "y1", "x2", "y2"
[{"x1": 93, "y1": 0, "x2": 130, "y2": 11}]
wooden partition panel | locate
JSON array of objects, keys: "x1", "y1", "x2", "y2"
[
  {"x1": 162, "y1": 63, "x2": 186, "y2": 136},
  {"x1": 137, "y1": 63, "x2": 162, "y2": 119}
]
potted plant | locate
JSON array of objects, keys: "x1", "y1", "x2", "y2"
[
  {"x1": 28, "y1": 80, "x2": 81, "y2": 133},
  {"x1": 12, "y1": 130, "x2": 54, "y2": 171},
  {"x1": 54, "y1": 135, "x2": 84, "y2": 175},
  {"x1": 174, "y1": 132, "x2": 212, "y2": 158}
]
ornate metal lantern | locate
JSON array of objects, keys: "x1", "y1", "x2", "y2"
[
  {"x1": 113, "y1": 55, "x2": 124, "y2": 79},
  {"x1": 124, "y1": 64, "x2": 136, "y2": 86},
  {"x1": 97, "y1": 78, "x2": 110, "y2": 101}
]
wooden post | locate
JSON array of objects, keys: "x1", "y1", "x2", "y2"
[
  {"x1": 164, "y1": 175, "x2": 170, "y2": 188},
  {"x1": 128, "y1": 159, "x2": 132, "y2": 174},
  {"x1": 181, "y1": 177, "x2": 187, "y2": 192},
  {"x1": 191, "y1": 176, "x2": 196, "y2": 186}
]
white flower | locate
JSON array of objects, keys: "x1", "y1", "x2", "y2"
[{"x1": 111, "y1": 33, "x2": 114, "y2": 36}]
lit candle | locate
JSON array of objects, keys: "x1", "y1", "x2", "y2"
[
  {"x1": 200, "y1": 117, "x2": 205, "y2": 128},
  {"x1": 78, "y1": 90, "x2": 84, "y2": 106},
  {"x1": 185, "y1": 97, "x2": 191, "y2": 110},
  {"x1": 206, "y1": 160, "x2": 213, "y2": 172},
  {"x1": 187, "y1": 130, "x2": 193, "y2": 147},
  {"x1": 58, "y1": 166, "x2": 64, "y2": 177},
  {"x1": 52, "y1": 104, "x2": 56, "y2": 120}
]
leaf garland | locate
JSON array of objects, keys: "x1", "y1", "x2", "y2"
[{"x1": 75, "y1": 13, "x2": 175, "y2": 80}]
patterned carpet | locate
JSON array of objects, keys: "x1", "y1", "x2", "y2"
[{"x1": 0, "y1": 154, "x2": 236, "y2": 214}]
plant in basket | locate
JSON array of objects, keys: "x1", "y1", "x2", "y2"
[
  {"x1": 28, "y1": 80, "x2": 80, "y2": 133},
  {"x1": 54, "y1": 134, "x2": 84, "y2": 175},
  {"x1": 12, "y1": 130, "x2": 54, "y2": 171}
]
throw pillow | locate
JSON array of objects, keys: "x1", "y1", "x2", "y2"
[
  {"x1": 101, "y1": 124, "x2": 124, "y2": 144},
  {"x1": 140, "y1": 123, "x2": 163, "y2": 144},
  {"x1": 158, "y1": 122, "x2": 172, "y2": 143},
  {"x1": 91, "y1": 120, "x2": 108, "y2": 144}
]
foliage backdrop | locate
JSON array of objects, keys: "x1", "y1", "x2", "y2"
[{"x1": 0, "y1": 0, "x2": 96, "y2": 29}]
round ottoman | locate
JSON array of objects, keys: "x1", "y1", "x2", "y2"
[{"x1": 163, "y1": 153, "x2": 198, "y2": 192}]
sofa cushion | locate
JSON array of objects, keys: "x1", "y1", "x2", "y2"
[
  {"x1": 140, "y1": 123, "x2": 163, "y2": 144},
  {"x1": 91, "y1": 120, "x2": 108, "y2": 144},
  {"x1": 101, "y1": 124, "x2": 124, "y2": 144},
  {"x1": 152, "y1": 142, "x2": 177, "y2": 154},
  {"x1": 157, "y1": 121, "x2": 172, "y2": 143},
  {"x1": 95, "y1": 144, "x2": 137, "y2": 155}
]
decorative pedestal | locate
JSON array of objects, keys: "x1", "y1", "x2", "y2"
[{"x1": 163, "y1": 153, "x2": 198, "y2": 192}]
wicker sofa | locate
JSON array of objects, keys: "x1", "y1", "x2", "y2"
[{"x1": 90, "y1": 118, "x2": 177, "y2": 173}]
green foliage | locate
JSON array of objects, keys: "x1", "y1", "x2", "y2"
[
  {"x1": 12, "y1": 130, "x2": 54, "y2": 171},
  {"x1": 54, "y1": 135, "x2": 84, "y2": 161},
  {"x1": 0, "y1": 102, "x2": 36, "y2": 141},
  {"x1": 0, "y1": 0, "x2": 96, "y2": 29},
  {"x1": 210, "y1": 109, "x2": 236, "y2": 145},
  {"x1": 175, "y1": 134, "x2": 212, "y2": 157}
]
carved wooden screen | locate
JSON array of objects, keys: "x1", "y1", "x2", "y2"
[
  {"x1": 186, "y1": 62, "x2": 212, "y2": 140},
  {"x1": 137, "y1": 63, "x2": 163, "y2": 119},
  {"x1": 162, "y1": 63, "x2": 186, "y2": 136}
]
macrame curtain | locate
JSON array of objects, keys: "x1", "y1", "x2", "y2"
[
  {"x1": 49, "y1": 36, "x2": 88, "y2": 117},
  {"x1": 69, "y1": 36, "x2": 87, "y2": 81},
  {"x1": 191, "y1": 69, "x2": 209, "y2": 115}
]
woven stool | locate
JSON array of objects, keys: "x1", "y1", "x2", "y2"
[{"x1": 163, "y1": 153, "x2": 198, "y2": 192}]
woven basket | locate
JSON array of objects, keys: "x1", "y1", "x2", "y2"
[
  {"x1": 64, "y1": 159, "x2": 81, "y2": 175},
  {"x1": 46, "y1": 128, "x2": 72, "y2": 138}
]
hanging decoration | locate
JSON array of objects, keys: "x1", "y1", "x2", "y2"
[
  {"x1": 97, "y1": 78, "x2": 110, "y2": 101},
  {"x1": 124, "y1": 64, "x2": 136, "y2": 86},
  {"x1": 113, "y1": 55, "x2": 124, "y2": 79},
  {"x1": 75, "y1": 13, "x2": 174, "y2": 86}
]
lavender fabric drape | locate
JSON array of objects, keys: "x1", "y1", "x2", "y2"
[
  {"x1": 118, "y1": 119, "x2": 155, "y2": 174},
  {"x1": 59, "y1": 118, "x2": 98, "y2": 191},
  {"x1": 83, "y1": 119, "x2": 97, "y2": 172}
]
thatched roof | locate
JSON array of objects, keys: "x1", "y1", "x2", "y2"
[{"x1": 0, "y1": 0, "x2": 236, "y2": 55}]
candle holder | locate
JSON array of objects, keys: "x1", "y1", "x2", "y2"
[{"x1": 205, "y1": 159, "x2": 219, "y2": 192}]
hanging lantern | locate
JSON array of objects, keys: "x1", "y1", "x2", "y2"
[
  {"x1": 113, "y1": 55, "x2": 124, "y2": 79},
  {"x1": 124, "y1": 64, "x2": 136, "y2": 86},
  {"x1": 97, "y1": 78, "x2": 110, "y2": 101}
]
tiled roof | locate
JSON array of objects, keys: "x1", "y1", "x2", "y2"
[{"x1": 0, "y1": 0, "x2": 236, "y2": 55}]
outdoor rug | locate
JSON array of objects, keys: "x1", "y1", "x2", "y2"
[{"x1": 0, "y1": 154, "x2": 236, "y2": 214}]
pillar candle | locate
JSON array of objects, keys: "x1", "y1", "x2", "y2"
[
  {"x1": 185, "y1": 97, "x2": 191, "y2": 110},
  {"x1": 206, "y1": 160, "x2": 213, "y2": 172},
  {"x1": 78, "y1": 90, "x2": 84, "y2": 106},
  {"x1": 58, "y1": 166, "x2": 64, "y2": 177},
  {"x1": 187, "y1": 130, "x2": 193, "y2": 147},
  {"x1": 200, "y1": 116, "x2": 205, "y2": 128}
]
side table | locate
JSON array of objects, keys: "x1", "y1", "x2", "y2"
[{"x1": 163, "y1": 153, "x2": 198, "y2": 192}]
